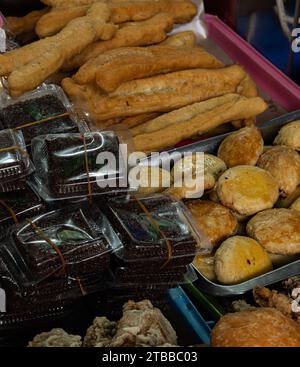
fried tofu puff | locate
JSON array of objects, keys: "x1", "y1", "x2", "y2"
[
  {"x1": 217, "y1": 166, "x2": 279, "y2": 216},
  {"x1": 274, "y1": 120, "x2": 300, "y2": 151},
  {"x1": 193, "y1": 254, "x2": 216, "y2": 281},
  {"x1": 211, "y1": 308, "x2": 300, "y2": 347},
  {"x1": 214, "y1": 236, "x2": 272, "y2": 285},
  {"x1": 186, "y1": 200, "x2": 238, "y2": 247},
  {"x1": 257, "y1": 146, "x2": 300, "y2": 197},
  {"x1": 247, "y1": 208, "x2": 300, "y2": 255},
  {"x1": 217, "y1": 126, "x2": 264, "y2": 168}
]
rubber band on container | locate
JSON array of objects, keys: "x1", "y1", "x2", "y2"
[
  {"x1": 76, "y1": 277, "x2": 87, "y2": 296},
  {"x1": 13, "y1": 112, "x2": 71, "y2": 130},
  {"x1": 0, "y1": 199, "x2": 18, "y2": 224},
  {"x1": 82, "y1": 134, "x2": 93, "y2": 205},
  {"x1": 0, "y1": 145, "x2": 29, "y2": 158},
  {"x1": 27, "y1": 219, "x2": 66, "y2": 275},
  {"x1": 132, "y1": 195, "x2": 173, "y2": 269}
]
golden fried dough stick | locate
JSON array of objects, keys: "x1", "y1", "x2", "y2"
[
  {"x1": 133, "y1": 95, "x2": 267, "y2": 153},
  {"x1": 159, "y1": 31, "x2": 197, "y2": 47},
  {"x1": 132, "y1": 94, "x2": 238, "y2": 136},
  {"x1": 63, "y1": 13, "x2": 174, "y2": 70},
  {"x1": 62, "y1": 65, "x2": 248, "y2": 120},
  {"x1": 41, "y1": 0, "x2": 98, "y2": 5},
  {"x1": 6, "y1": 3, "x2": 112, "y2": 96},
  {"x1": 122, "y1": 113, "x2": 162, "y2": 128},
  {"x1": 109, "y1": 0, "x2": 197, "y2": 24},
  {"x1": 7, "y1": 8, "x2": 49, "y2": 36},
  {"x1": 93, "y1": 46, "x2": 224, "y2": 92},
  {"x1": 37, "y1": 0, "x2": 195, "y2": 37}
]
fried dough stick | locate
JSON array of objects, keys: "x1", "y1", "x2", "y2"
[
  {"x1": 37, "y1": 0, "x2": 196, "y2": 37},
  {"x1": 93, "y1": 46, "x2": 224, "y2": 92},
  {"x1": 7, "y1": 8, "x2": 49, "y2": 36},
  {"x1": 4, "y1": 3, "x2": 112, "y2": 96},
  {"x1": 133, "y1": 94, "x2": 267, "y2": 153},
  {"x1": 160, "y1": 31, "x2": 196, "y2": 47},
  {"x1": 63, "y1": 13, "x2": 174, "y2": 71}
]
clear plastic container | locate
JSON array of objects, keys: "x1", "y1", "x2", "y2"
[
  {"x1": 0, "y1": 184, "x2": 44, "y2": 231},
  {"x1": 0, "y1": 203, "x2": 122, "y2": 286},
  {"x1": 31, "y1": 131, "x2": 131, "y2": 201},
  {"x1": 0, "y1": 84, "x2": 88, "y2": 145},
  {"x1": 103, "y1": 194, "x2": 212, "y2": 269},
  {"x1": 0, "y1": 129, "x2": 34, "y2": 192}
]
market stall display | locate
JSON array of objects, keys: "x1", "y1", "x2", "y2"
[{"x1": 0, "y1": 0, "x2": 300, "y2": 348}]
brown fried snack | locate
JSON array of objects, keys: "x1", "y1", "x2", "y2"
[
  {"x1": 160, "y1": 31, "x2": 197, "y2": 47},
  {"x1": 211, "y1": 308, "x2": 300, "y2": 347},
  {"x1": 186, "y1": 200, "x2": 238, "y2": 247},
  {"x1": 132, "y1": 96, "x2": 267, "y2": 153},
  {"x1": 63, "y1": 13, "x2": 174, "y2": 71},
  {"x1": 217, "y1": 126, "x2": 264, "y2": 168},
  {"x1": 122, "y1": 113, "x2": 162, "y2": 129},
  {"x1": 2, "y1": 3, "x2": 112, "y2": 96},
  {"x1": 92, "y1": 46, "x2": 224, "y2": 92},
  {"x1": 28, "y1": 329, "x2": 82, "y2": 347},
  {"x1": 37, "y1": 0, "x2": 195, "y2": 38},
  {"x1": 7, "y1": 8, "x2": 49, "y2": 36},
  {"x1": 253, "y1": 287, "x2": 300, "y2": 323},
  {"x1": 246, "y1": 208, "x2": 300, "y2": 255},
  {"x1": 257, "y1": 146, "x2": 300, "y2": 197}
]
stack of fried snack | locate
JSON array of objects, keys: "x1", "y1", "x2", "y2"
[
  {"x1": 2, "y1": 0, "x2": 268, "y2": 153},
  {"x1": 169, "y1": 121, "x2": 300, "y2": 285}
]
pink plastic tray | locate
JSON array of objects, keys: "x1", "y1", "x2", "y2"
[{"x1": 205, "y1": 14, "x2": 300, "y2": 112}]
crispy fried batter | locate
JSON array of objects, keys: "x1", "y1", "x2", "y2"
[
  {"x1": 92, "y1": 46, "x2": 223, "y2": 92},
  {"x1": 160, "y1": 31, "x2": 196, "y2": 47},
  {"x1": 7, "y1": 8, "x2": 49, "y2": 36},
  {"x1": 3, "y1": 3, "x2": 112, "y2": 96},
  {"x1": 63, "y1": 13, "x2": 174, "y2": 70}
]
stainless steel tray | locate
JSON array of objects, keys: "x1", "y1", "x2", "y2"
[{"x1": 146, "y1": 110, "x2": 300, "y2": 296}]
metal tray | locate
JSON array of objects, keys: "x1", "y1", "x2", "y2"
[{"x1": 145, "y1": 110, "x2": 300, "y2": 296}]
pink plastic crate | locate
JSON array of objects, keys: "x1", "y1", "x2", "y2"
[{"x1": 205, "y1": 14, "x2": 300, "y2": 112}]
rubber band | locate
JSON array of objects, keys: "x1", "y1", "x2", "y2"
[
  {"x1": 27, "y1": 219, "x2": 66, "y2": 275},
  {"x1": 82, "y1": 134, "x2": 93, "y2": 205},
  {"x1": 13, "y1": 112, "x2": 71, "y2": 130},
  {"x1": 132, "y1": 195, "x2": 173, "y2": 269},
  {"x1": 76, "y1": 277, "x2": 87, "y2": 296},
  {"x1": 0, "y1": 200, "x2": 19, "y2": 224},
  {"x1": 0, "y1": 145, "x2": 29, "y2": 158}
]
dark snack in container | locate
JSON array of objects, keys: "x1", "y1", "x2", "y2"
[
  {"x1": 32, "y1": 131, "x2": 129, "y2": 200},
  {"x1": 0, "y1": 85, "x2": 83, "y2": 145},
  {"x1": 0, "y1": 184, "x2": 44, "y2": 232},
  {"x1": 1, "y1": 203, "x2": 121, "y2": 285},
  {"x1": 103, "y1": 194, "x2": 207, "y2": 269},
  {"x1": 0, "y1": 129, "x2": 33, "y2": 192}
]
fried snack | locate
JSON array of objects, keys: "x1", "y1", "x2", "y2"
[
  {"x1": 128, "y1": 166, "x2": 172, "y2": 194},
  {"x1": 160, "y1": 31, "x2": 197, "y2": 47},
  {"x1": 274, "y1": 120, "x2": 300, "y2": 151},
  {"x1": 41, "y1": 0, "x2": 96, "y2": 5},
  {"x1": 172, "y1": 153, "x2": 227, "y2": 182},
  {"x1": 63, "y1": 13, "x2": 174, "y2": 71},
  {"x1": 257, "y1": 146, "x2": 300, "y2": 197},
  {"x1": 38, "y1": 0, "x2": 195, "y2": 37},
  {"x1": 5, "y1": 3, "x2": 112, "y2": 96},
  {"x1": 291, "y1": 196, "x2": 300, "y2": 211},
  {"x1": 133, "y1": 96, "x2": 267, "y2": 153},
  {"x1": 109, "y1": 0, "x2": 197, "y2": 24},
  {"x1": 277, "y1": 186, "x2": 300, "y2": 208},
  {"x1": 123, "y1": 113, "x2": 162, "y2": 129},
  {"x1": 186, "y1": 200, "x2": 238, "y2": 247},
  {"x1": 193, "y1": 254, "x2": 216, "y2": 281},
  {"x1": 28, "y1": 329, "x2": 82, "y2": 347},
  {"x1": 214, "y1": 236, "x2": 272, "y2": 285},
  {"x1": 36, "y1": 5, "x2": 118, "y2": 39},
  {"x1": 217, "y1": 126, "x2": 264, "y2": 168},
  {"x1": 246, "y1": 208, "x2": 300, "y2": 255},
  {"x1": 93, "y1": 46, "x2": 223, "y2": 93},
  {"x1": 217, "y1": 166, "x2": 279, "y2": 216},
  {"x1": 7, "y1": 8, "x2": 49, "y2": 36},
  {"x1": 164, "y1": 173, "x2": 215, "y2": 200},
  {"x1": 211, "y1": 308, "x2": 300, "y2": 347},
  {"x1": 253, "y1": 287, "x2": 300, "y2": 322}
]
